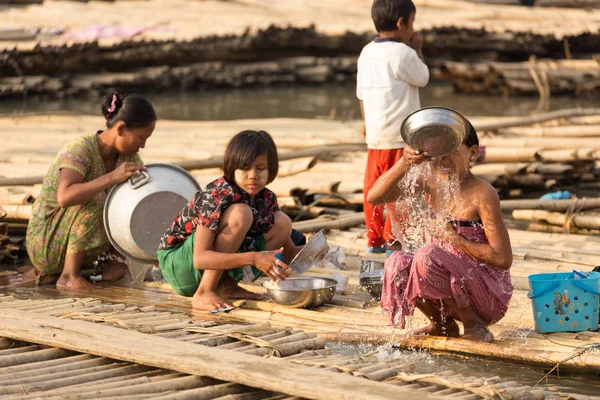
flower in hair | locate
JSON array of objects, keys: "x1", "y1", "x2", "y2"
[{"x1": 105, "y1": 92, "x2": 123, "y2": 120}]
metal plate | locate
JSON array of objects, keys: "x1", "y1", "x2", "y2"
[{"x1": 288, "y1": 230, "x2": 329, "y2": 274}]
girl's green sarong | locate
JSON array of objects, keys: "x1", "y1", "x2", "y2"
[{"x1": 156, "y1": 232, "x2": 264, "y2": 297}]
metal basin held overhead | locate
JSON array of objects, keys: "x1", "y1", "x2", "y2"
[
  {"x1": 104, "y1": 163, "x2": 200, "y2": 263},
  {"x1": 401, "y1": 107, "x2": 470, "y2": 157}
]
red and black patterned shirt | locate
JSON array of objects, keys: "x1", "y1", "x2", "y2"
[{"x1": 158, "y1": 176, "x2": 279, "y2": 251}]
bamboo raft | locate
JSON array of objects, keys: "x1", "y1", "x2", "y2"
[
  {"x1": 0, "y1": 296, "x2": 599, "y2": 399},
  {"x1": 0, "y1": 0, "x2": 599, "y2": 98},
  {"x1": 3, "y1": 110, "x2": 600, "y2": 379}
]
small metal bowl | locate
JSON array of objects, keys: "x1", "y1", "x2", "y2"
[
  {"x1": 263, "y1": 276, "x2": 337, "y2": 308},
  {"x1": 401, "y1": 107, "x2": 470, "y2": 157}
]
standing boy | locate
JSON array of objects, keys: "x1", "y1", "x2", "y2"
[{"x1": 357, "y1": 0, "x2": 429, "y2": 253}]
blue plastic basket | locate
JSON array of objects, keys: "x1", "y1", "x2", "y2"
[{"x1": 528, "y1": 271, "x2": 600, "y2": 333}]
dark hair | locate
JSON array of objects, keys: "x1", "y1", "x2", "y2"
[
  {"x1": 101, "y1": 92, "x2": 156, "y2": 129},
  {"x1": 464, "y1": 121, "x2": 479, "y2": 148},
  {"x1": 371, "y1": 0, "x2": 416, "y2": 32},
  {"x1": 223, "y1": 130, "x2": 279, "y2": 185}
]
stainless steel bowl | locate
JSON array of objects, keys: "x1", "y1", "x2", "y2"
[
  {"x1": 263, "y1": 276, "x2": 337, "y2": 308},
  {"x1": 401, "y1": 107, "x2": 470, "y2": 157}
]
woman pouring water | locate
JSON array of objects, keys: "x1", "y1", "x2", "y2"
[{"x1": 367, "y1": 107, "x2": 513, "y2": 342}]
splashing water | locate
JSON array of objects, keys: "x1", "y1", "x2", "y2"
[{"x1": 389, "y1": 161, "x2": 462, "y2": 253}]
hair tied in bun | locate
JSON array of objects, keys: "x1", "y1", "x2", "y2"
[{"x1": 104, "y1": 92, "x2": 123, "y2": 120}]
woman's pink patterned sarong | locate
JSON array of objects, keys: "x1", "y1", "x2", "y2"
[{"x1": 381, "y1": 222, "x2": 513, "y2": 328}]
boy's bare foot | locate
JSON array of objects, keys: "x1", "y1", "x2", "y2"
[
  {"x1": 216, "y1": 279, "x2": 266, "y2": 301},
  {"x1": 56, "y1": 275, "x2": 95, "y2": 291},
  {"x1": 192, "y1": 290, "x2": 233, "y2": 311},
  {"x1": 463, "y1": 325, "x2": 494, "y2": 342},
  {"x1": 412, "y1": 319, "x2": 460, "y2": 338}
]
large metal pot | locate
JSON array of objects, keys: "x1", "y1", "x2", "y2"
[
  {"x1": 104, "y1": 163, "x2": 200, "y2": 263},
  {"x1": 401, "y1": 107, "x2": 470, "y2": 157},
  {"x1": 263, "y1": 276, "x2": 337, "y2": 308}
]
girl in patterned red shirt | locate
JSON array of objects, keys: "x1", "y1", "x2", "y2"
[{"x1": 157, "y1": 130, "x2": 302, "y2": 311}]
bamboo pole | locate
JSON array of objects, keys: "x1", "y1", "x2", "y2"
[
  {"x1": 48, "y1": 375, "x2": 215, "y2": 400},
  {"x1": 0, "y1": 192, "x2": 34, "y2": 205},
  {"x1": 0, "y1": 353, "x2": 96, "y2": 374},
  {"x1": 501, "y1": 197, "x2": 600, "y2": 212},
  {"x1": 475, "y1": 108, "x2": 600, "y2": 131},
  {"x1": 0, "y1": 347, "x2": 73, "y2": 368},
  {"x1": 0, "y1": 309, "x2": 430, "y2": 400},
  {"x1": 500, "y1": 125, "x2": 600, "y2": 137},
  {"x1": 292, "y1": 212, "x2": 365, "y2": 233},
  {"x1": 0, "y1": 204, "x2": 32, "y2": 221}
]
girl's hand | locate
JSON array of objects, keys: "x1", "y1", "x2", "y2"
[
  {"x1": 401, "y1": 146, "x2": 430, "y2": 167},
  {"x1": 110, "y1": 162, "x2": 147, "y2": 184},
  {"x1": 252, "y1": 247, "x2": 291, "y2": 281},
  {"x1": 440, "y1": 222, "x2": 462, "y2": 246}
]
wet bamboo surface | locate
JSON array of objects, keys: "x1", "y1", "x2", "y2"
[
  {"x1": 0, "y1": 296, "x2": 598, "y2": 399},
  {"x1": 3, "y1": 248, "x2": 599, "y2": 376}
]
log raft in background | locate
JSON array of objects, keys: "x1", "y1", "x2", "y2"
[{"x1": 442, "y1": 59, "x2": 600, "y2": 95}]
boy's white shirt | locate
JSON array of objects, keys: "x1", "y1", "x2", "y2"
[{"x1": 356, "y1": 39, "x2": 429, "y2": 150}]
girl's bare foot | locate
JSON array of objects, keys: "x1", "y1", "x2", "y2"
[
  {"x1": 412, "y1": 319, "x2": 460, "y2": 338},
  {"x1": 463, "y1": 325, "x2": 494, "y2": 342},
  {"x1": 216, "y1": 277, "x2": 267, "y2": 301},
  {"x1": 56, "y1": 275, "x2": 95, "y2": 291},
  {"x1": 191, "y1": 290, "x2": 233, "y2": 311}
]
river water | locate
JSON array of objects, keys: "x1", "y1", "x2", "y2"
[
  {"x1": 1, "y1": 81, "x2": 599, "y2": 120},
  {"x1": 3, "y1": 81, "x2": 600, "y2": 395}
]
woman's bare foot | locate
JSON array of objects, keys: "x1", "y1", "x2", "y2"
[
  {"x1": 56, "y1": 275, "x2": 95, "y2": 291},
  {"x1": 463, "y1": 324, "x2": 494, "y2": 342},
  {"x1": 191, "y1": 290, "x2": 233, "y2": 311},
  {"x1": 18, "y1": 265, "x2": 38, "y2": 280},
  {"x1": 216, "y1": 279, "x2": 266, "y2": 301},
  {"x1": 101, "y1": 260, "x2": 129, "y2": 282},
  {"x1": 412, "y1": 319, "x2": 460, "y2": 338}
]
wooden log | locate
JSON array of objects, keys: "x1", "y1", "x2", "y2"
[
  {"x1": 292, "y1": 212, "x2": 365, "y2": 233},
  {"x1": 150, "y1": 382, "x2": 251, "y2": 400},
  {"x1": 475, "y1": 108, "x2": 600, "y2": 131},
  {"x1": 481, "y1": 148, "x2": 539, "y2": 163},
  {"x1": 243, "y1": 337, "x2": 326, "y2": 357},
  {"x1": 501, "y1": 197, "x2": 600, "y2": 212},
  {"x1": 0, "y1": 192, "x2": 34, "y2": 205},
  {"x1": 175, "y1": 143, "x2": 366, "y2": 173},
  {"x1": 47, "y1": 375, "x2": 216, "y2": 400},
  {"x1": 0, "y1": 348, "x2": 73, "y2": 368},
  {"x1": 34, "y1": 373, "x2": 182, "y2": 398},
  {"x1": 500, "y1": 125, "x2": 600, "y2": 137},
  {"x1": 0, "y1": 309, "x2": 430, "y2": 400},
  {"x1": 538, "y1": 148, "x2": 596, "y2": 162},
  {"x1": 0, "y1": 204, "x2": 32, "y2": 221},
  {"x1": 471, "y1": 163, "x2": 528, "y2": 176},
  {"x1": 481, "y1": 137, "x2": 600, "y2": 150},
  {"x1": 0, "y1": 356, "x2": 112, "y2": 383},
  {"x1": 525, "y1": 162, "x2": 574, "y2": 175},
  {"x1": 278, "y1": 157, "x2": 319, "y2": 178},
  {"x1": 0, "y1": 353, "x2": 95, "y2": 374}
]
